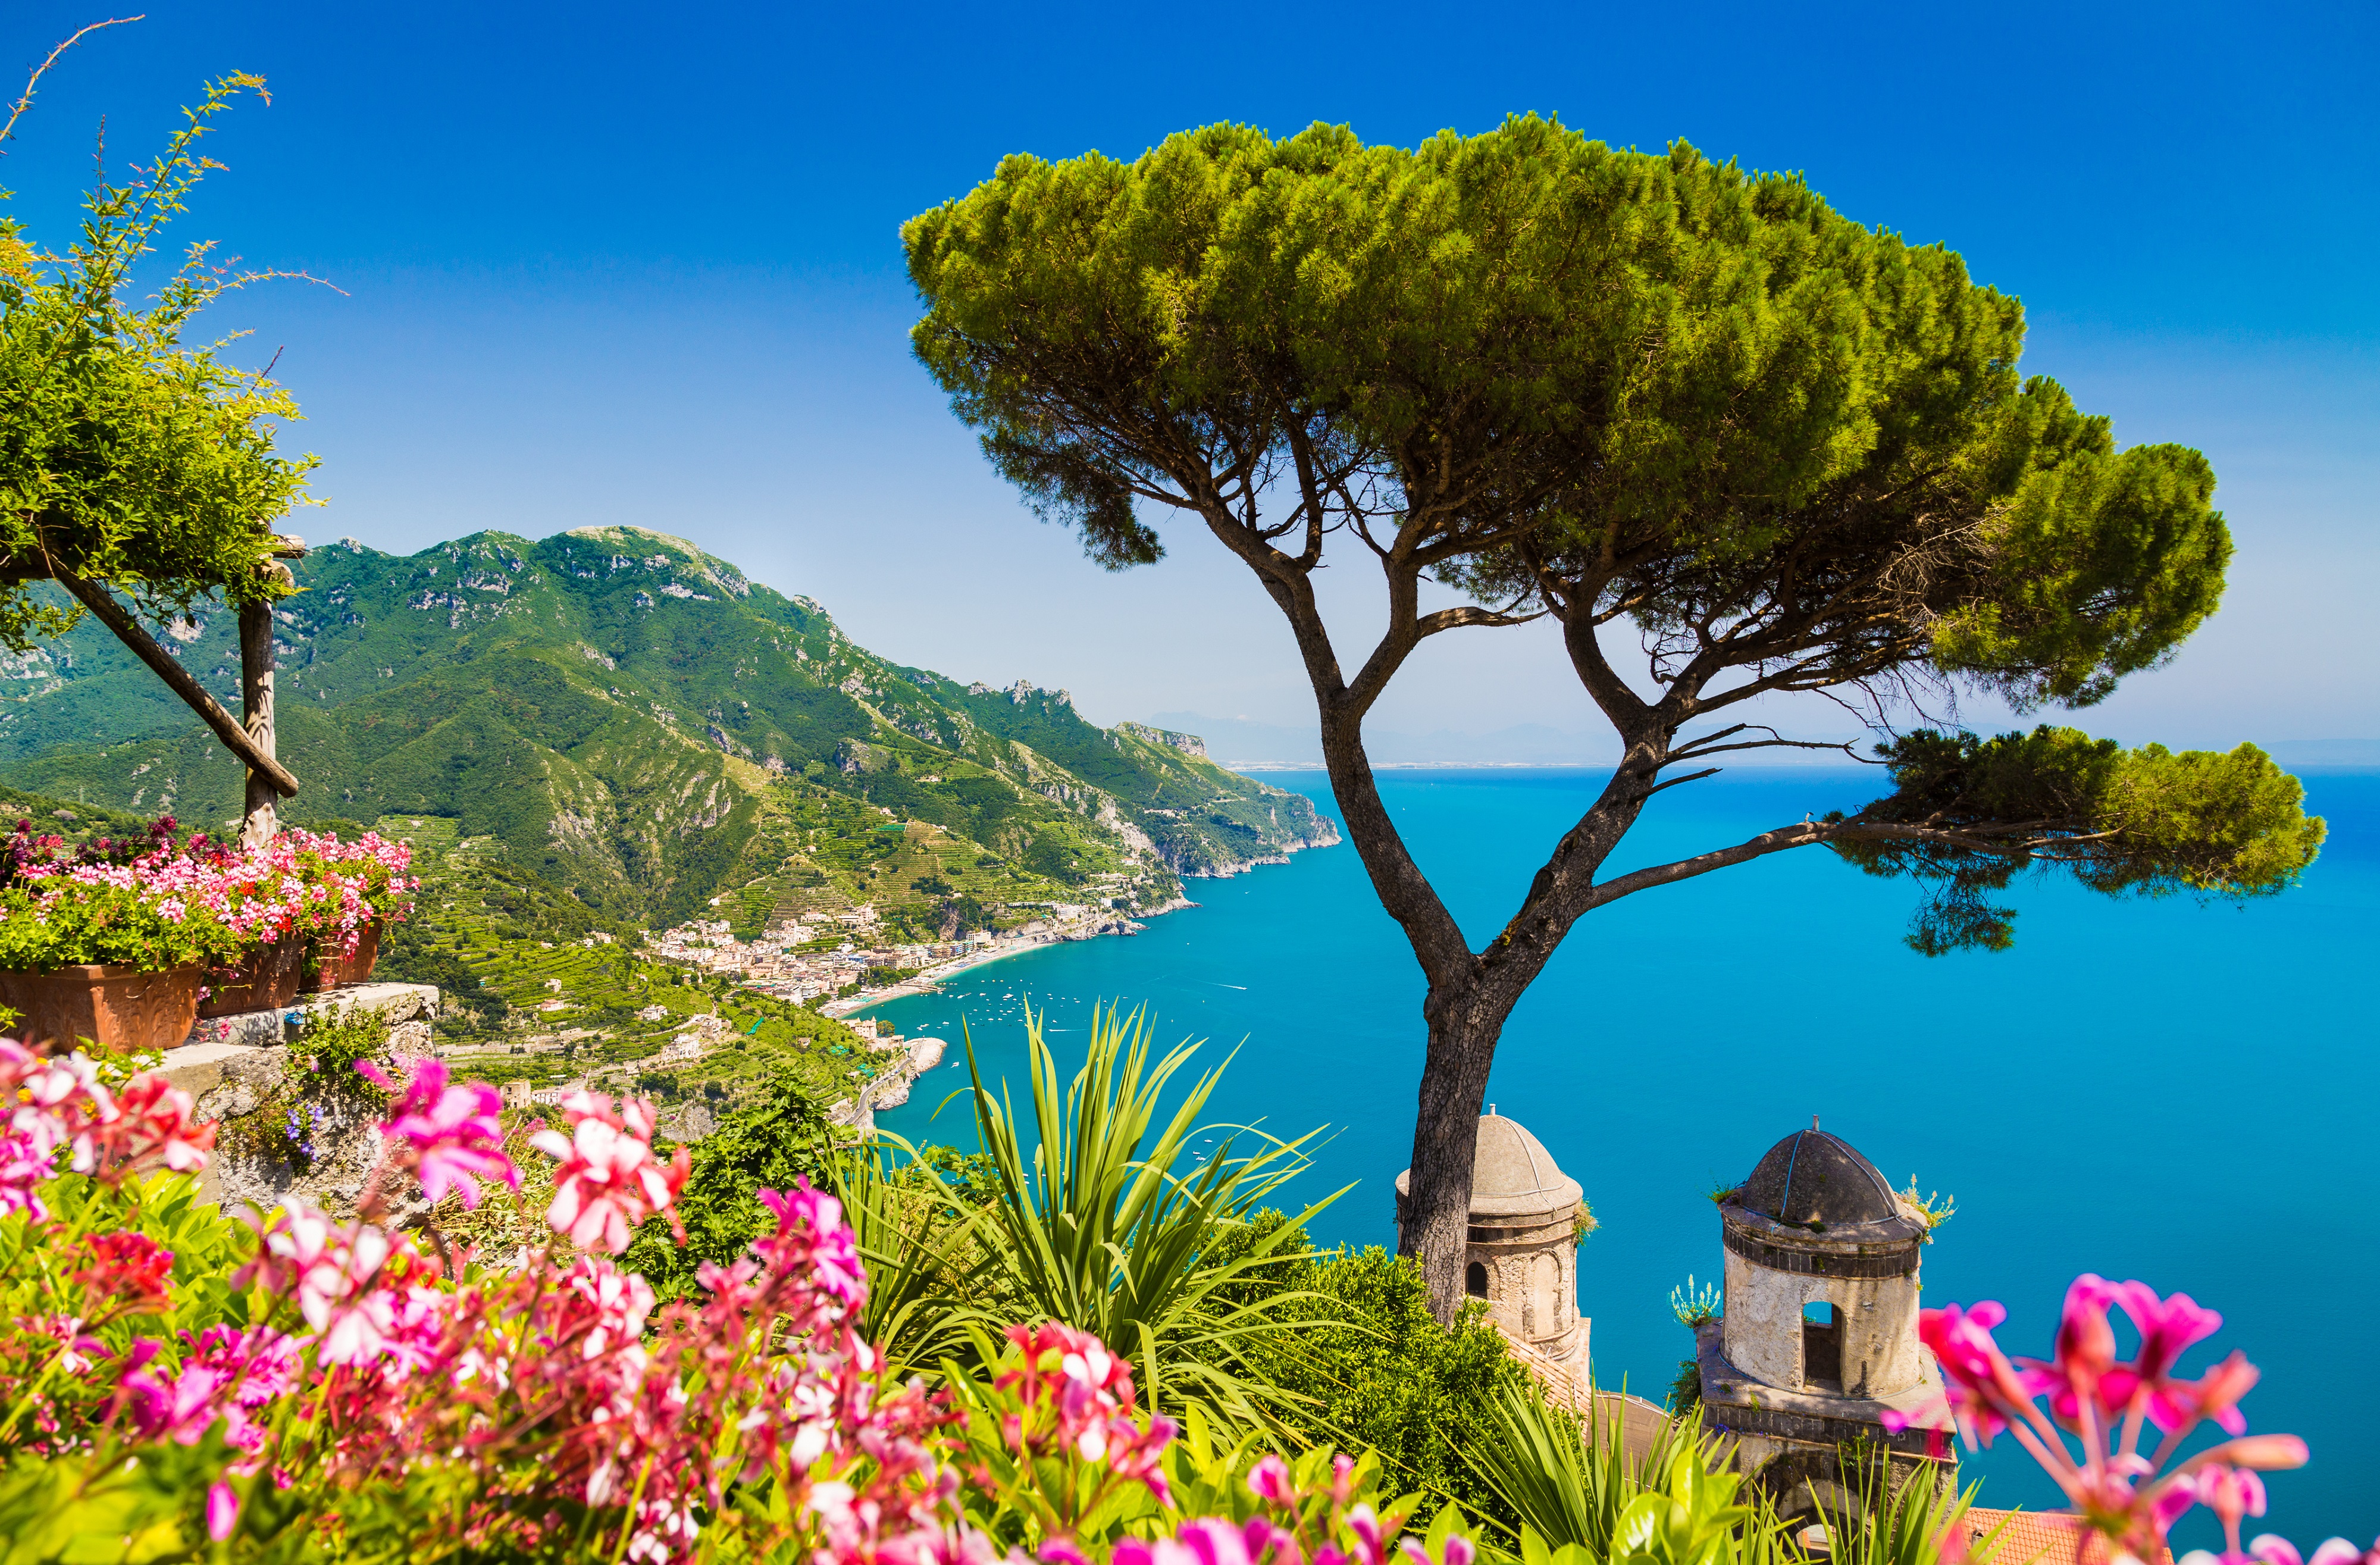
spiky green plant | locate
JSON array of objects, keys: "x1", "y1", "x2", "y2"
[
  {"x1": 822, "y1": 1128, "x2": 989, "y2": 1376},
  {"x1": 947, "y1": 1002, "x2": 1349, "y2": 1431},
  {"x1": 1810, "y1": 1455, "x2": 1999, "y2": 1565},
  {"x1": 1467, "y1": 1374, "x2": 1684, "y2": 1553},
  {"x1": 1465, "y1": 1375, "x2": 1802, "y2": 1565}
]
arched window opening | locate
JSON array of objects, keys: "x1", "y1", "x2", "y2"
[{"x1": 1465, "y1": 1262, "x2": 1488, "y2": 1298}]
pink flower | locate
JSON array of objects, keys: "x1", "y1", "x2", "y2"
[
  {"x1": 2030, "y1": 1274, "x2": 2121, "y2": 1422},
  {"x1": 110, "y1": 1339, "x2": 230, "y2": 1446},
  {"x1": 0, "y1": 1128, "x2": 57, "y2": 1220},
  {"x1": 22, "y1": 1313, "x2": 105, "y2": 1373},
  {"x1": 755, "y1": 1181, "x2": 866, "y2": 1312},
  {"x1": 559, "y1": 1255, "x2": 656, "y2": 1363},
  {"x1": 206, "y1": 1482, "x2": 240, "y2": 1542},
  {"x1": 234, "y1": 1198, "x2": 403, "y2": 1365},
  {"x1": 2086, "y1": 1280, "x2": 2228, "y2": 1430},
  {"x1": 531, "y1": 1092, "x2": 688, "y2": 1254},
  {"x1": 1248, "y1": 1454, "x2": 1292, "y2": 1504},
  {"x1": 308, "y1": 1227, "x2": 399, "y2": 1366},
  {"x1": 2169, "y1": 1349, "x2": 2261, "y2": 1437},
  {"x1": 358, "y1": 1057, "x2": 519, "y2": 1208},
  {"x1": 2194, "y1": 1460, "x2": 2276, "y2": 1561},
  {"x1": 180, "y1": 1326, "x2": 301, "y2": 1450},
  {"x1": 1914, "y1": 1300, "x2": 2031, "y2": 1447}
]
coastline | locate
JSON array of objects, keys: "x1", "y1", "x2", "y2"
[
  {"x1": 825, "y1": 843, "x2": 1339, "y2": 1019},
  {"x1": 825, "y1": 815, "x2": 1341, "y2": 1021},
  {"x1": 825, "y1": 932, "x2": 1069, "y2": 1015}
]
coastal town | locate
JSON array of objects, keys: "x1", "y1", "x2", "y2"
[
  {"x1": 640, "y1": 899, "x2": 1154, "y2": 1012},
  {"x1": 403, "y1": 896, "x2": 1163, "y2": 1131}
]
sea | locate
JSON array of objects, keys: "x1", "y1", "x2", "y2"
[{"x1": 869, "y1": 766, "x2": 2379, "y2": 1542}]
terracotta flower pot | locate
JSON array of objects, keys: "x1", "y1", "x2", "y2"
[
  {"x1": 198, "y1": 937, "x2": 306, "y2": 1019},
  {"x1": 301, "y1": 919, "x2": 381, "y2": 994},
  {"x1": 0, "y1": 963, "x2": 204, "y2": 1052}
]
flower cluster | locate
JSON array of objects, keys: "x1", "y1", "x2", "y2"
[
  {"x1": 4, "y1": 1028, "x2": 2366, "y2": 1565},
  {"x1": 531, "y1": 1089, "x2": 692, "y2": 1252},
  {"x1": 1890, "y1": 1276, "x2": 2320, "y2": 1565},
  {"x1": 0, "y1": 1038, "x2": 215, "y2": 1217},
  {"x1": 998, "y1": 1322, "x2": 1176, "y2": 1503},
  {"x1": 218, "y1": 1163, "x2": 962, "y2": 1560},
  {"x1": 0, "y1": 817, "x2": 416, "y2": 974},
  {"x1": 1091, "y1": 1451, "x2": 1474, "y2": 1565},
  {"x1": 281, "y1": 827, "x2": 416, "y2": 956}
]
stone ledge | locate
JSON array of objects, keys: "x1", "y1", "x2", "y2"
[
  {"x1": 161, "y1": 982, "x2": 440, "y2": 1101},
  {"x1": 1695, "y1": 1320, "x2": 1949, "y2": 1458}
]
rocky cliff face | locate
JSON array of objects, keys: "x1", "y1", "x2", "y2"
[
  {"x1": 1115, "y1": 722, "x2": 1208, "y2": 759},
  {"x1": 0, "y1": 526, "x2": 1335, "y2": 921}
]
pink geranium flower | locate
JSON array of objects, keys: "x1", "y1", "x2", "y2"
[
  {"x1": 234, "y1": 1198, "x2": 404, "y2": 1365},
  {"x1": 531, "y1": 1091, "x2": 688, "y2": 1254},
  {"x1": 110, "y1": 1339, "x2": 231, "y2": 1447},
  {"x1": 358, "y1": 1056, "x2": 519, "y2": 1208}
]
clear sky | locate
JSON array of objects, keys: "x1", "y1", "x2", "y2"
[{"x1": 8, "y1": 1, "x2": 2375, "y2": 753}]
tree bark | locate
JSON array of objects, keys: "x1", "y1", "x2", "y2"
[
  {"x1": 1398, "y1": 981, "x2": 1527, "y2": 1319},
  {"x1": 239, "y1": 598, "x2": 278, "y2": 846}
]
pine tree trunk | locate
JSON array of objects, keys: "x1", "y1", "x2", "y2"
[{"x1": 1397, "y1": 982, "x2": 1521, "y2": 1322}]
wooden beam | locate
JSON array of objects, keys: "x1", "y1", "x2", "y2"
[{"x1": 49, "y1": 565, "x2": 300, "y2": 797}]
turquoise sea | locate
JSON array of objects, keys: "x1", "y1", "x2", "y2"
[{"x1": 870, "y1": 767, "x2": 2379, "y2": 1541}]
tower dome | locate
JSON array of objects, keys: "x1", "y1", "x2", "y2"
[
  {"x1": 1736, "y1": 1128, "x2": 1903, "y2": 1231},
  {"x1": 1466, "y1": 1111, "x2": 1584, "y2": 1216}
]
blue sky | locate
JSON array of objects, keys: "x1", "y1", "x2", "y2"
[{"x1": 8, "y1": 1, "x2": 2375, "y2": 752}]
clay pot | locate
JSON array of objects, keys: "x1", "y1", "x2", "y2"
[
  {"x1": 0, "y1": 963, "x2": 204, "y2": 1052},
  {"x1": 198, "y1": 937, "x2": 306, "y2": 1019},
  {"x1": 301, "y1": 919, "x2": 381, "y2": 994}
]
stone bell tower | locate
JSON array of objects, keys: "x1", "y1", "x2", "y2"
[
  {"x1": 1696, "y1": 1121, "x2": 1950, "y2": 1523},
  {"x1": 1396, "y1": 1107, "x2": 1589, "y2": 1370}
]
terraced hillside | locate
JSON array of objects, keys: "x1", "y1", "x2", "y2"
[
  {"x1": 0, "y1": 527, "x2": 1335, "y2": 928},
  {"x1": 371, "y1": 813, "x2": 877, "y2": 1115}
]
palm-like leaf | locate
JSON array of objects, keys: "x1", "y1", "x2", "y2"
[
  {"x1": 947, "y1": 1002, "x2": 1350, "y2": 1431},
  {"x1": 1468, "y1": 1374, "x2": 1813, "y2": 1565},
  {"x1": 1811, "y1": 1460, "x2": 1998, "y2": 1565},
  {"x1": 823, "y1": 1129, "x2": 989, "y2": 1376}
]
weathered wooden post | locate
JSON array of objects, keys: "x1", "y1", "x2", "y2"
[
  {"x1": 238, "y1": 550, "x2": 302, "y2": 847},
  {"x1": 238, "y1": 596, "x2": 278, "y2": 846}
]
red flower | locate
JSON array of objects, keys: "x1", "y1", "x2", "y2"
[
  {"x1": 101, "y1": 1073, "x2": 217, "y2": 1179},
  {"x1": 73, "y1": 1231, "x2": 175, "y2": 1317}
]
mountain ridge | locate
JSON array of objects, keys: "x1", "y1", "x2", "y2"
[{"x1": 0, "y1": 527, "x2": 1336, "y2": 935}]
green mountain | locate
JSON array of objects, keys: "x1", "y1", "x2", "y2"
[{"x1": 0, "y1": 527, "x2": 1336, "y2": 931}]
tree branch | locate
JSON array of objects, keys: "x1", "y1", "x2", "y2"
[
  {"x1": 1582, "y1": 817, "x2": 2060, "y2": 909},
  {"x1": 50, "y1": 563, "x2": 299, "y2": 796}
]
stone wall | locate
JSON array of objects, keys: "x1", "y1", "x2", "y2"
[{"x1": 161, "y1": 982, "x2": 440, "y2": 1218}]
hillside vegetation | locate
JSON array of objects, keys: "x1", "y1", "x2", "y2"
[
  {"x1": 369, "y1": 812, "x2": 882, "y2": 1116},
  {"x1": 0, "y1": 526, "x2": 1335, "y2": 928}
]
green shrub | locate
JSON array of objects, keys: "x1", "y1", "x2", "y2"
[
  {"x1": 1205, "y1": 1213, "x2": 1524, "y2": 1529},
  {"x1": 621, "y1": 1071, "x2": 832, "y2": 1303}
]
